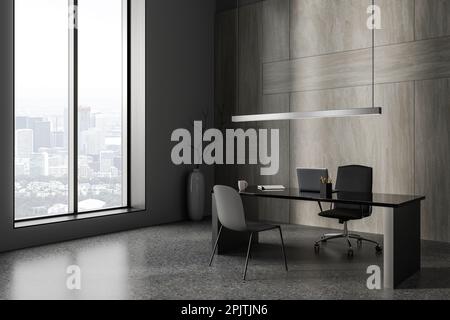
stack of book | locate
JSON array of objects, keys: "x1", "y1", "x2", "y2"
[{"x1": 257, "y1": 185, "x2": 286, "y2": 191}]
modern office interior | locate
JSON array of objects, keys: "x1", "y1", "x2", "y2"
[{"x1": 0, "y1": 0, "x2": 449, "y2": 300}]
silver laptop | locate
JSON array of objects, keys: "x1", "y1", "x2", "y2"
[{"x1": 297, "y1": 168, "x2": 329, "y2": 193}]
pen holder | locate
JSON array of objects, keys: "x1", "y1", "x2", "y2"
[{"x1": 320, "y1": 183, "x2": 333, "y2": 198}]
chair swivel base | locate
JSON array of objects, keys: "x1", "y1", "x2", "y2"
[{"x1": 314, "y1": 223, "x2": 383, "y2": 257}]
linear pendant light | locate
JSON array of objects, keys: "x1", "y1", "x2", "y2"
[
  {"x1": 231, "y1": 0, "x2": 382, "y2": 123},
  {"x1": 232, "y1": 107, "x2": 383, "y2": 123}
]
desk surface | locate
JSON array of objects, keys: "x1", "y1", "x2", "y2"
[{"x1": 239, "y1": 186, "x2": 425, "y2": 208}]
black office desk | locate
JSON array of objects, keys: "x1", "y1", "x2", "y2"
[{"x1": 212, "y1": 187, "x2": 426, "y2": 289}]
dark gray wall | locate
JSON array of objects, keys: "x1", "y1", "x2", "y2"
[
  {"x1": 146, "y1": 0, "x2": 215, "y2": 224},
  {"x1": 0, "y1": 0, "x2": 215, "y2": 253}
]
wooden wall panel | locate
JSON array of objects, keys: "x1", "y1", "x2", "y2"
[
  {"x1": 215, "y1": 11, "x2": 238, "y2": 188},
  {"x1": 290, "y1": 0, "x2": 372, "y2": 58},
  {"x1": 238, "y1": 3, "x2": 263, "y2": 115},
  {"x1": 416, "y1": 0, "x2": 450, "y2": 40},
  {"x1": 375, "y1": 0, "x2": 414, "y2": 45},
  {"x1": 415, "y1": 78, "x2": 450, "y2": 242},
  {"x1": 262, "y1": 0, "x2": 290, "y2": 63},
  {"x1": 237, "y1": 4, "x2": 264, "y2": 219},
  {"x1": 264, "y1": 36, "x2": 450, "y2": 95},
  {"x1": 215, "y1": 11, "x2": 237, "y2": 128},
  {"x1": 290, "y1": 83, "x2": 415, "y2": 234},
  {"x1": 264, "y1": 48, "x2": 372, "y2": 94},
  {"x1": 289, "y1": 0, "x2": 414, "y2": 58},
  {"x1": 257, "y1": 94, "x2": 290, "y2": 223},
  {"x1": 375, "y1": 36, "x2": 450, "y2": 84}
]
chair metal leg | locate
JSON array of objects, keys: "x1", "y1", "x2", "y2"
[
  {"x1": 348, "y1": 233, "x2": 361, "y2": 238},
  {"x1": 315, "y1": 234, "x2": 346, "y2": 245},
  {"x1": 345, "y1": 221, "x2": 353, "y2": 250},
  {"x1": 278, "y1": 227, "x2": 288, "y2": 272},
  {"x1": 346, "y1": 237, "x2": 353, "y2": 248},
  {"x1": 349, "y1": 235, "x2": 380, "y2": 246},
  {"x1": 209, "y1": 225, "x2": 223, "y2": 266},
  {"x1": 322, "y1": 233, "x2": 343, "y2": 238},
  {"x1": 243, "y1": 232, "x2": 254, "y2": 281}
]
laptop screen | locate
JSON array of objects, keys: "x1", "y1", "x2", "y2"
[{"x1": 297, "y1": 168, "x2": 329, "y2": 192}]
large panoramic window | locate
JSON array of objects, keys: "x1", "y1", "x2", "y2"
[{"x1": 14, "y1": 0, "x2": 128, "y2": 221}]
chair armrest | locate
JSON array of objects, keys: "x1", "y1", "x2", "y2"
[
  {"x1": 317, "y1": 202, "x2": 324, "y2": 212},
  {"x1": 317, "y1": 202, "x2": 323, "y2": 212},
  {"x1": 318, "y1": 202, "x2": 333, "y2": 212}
]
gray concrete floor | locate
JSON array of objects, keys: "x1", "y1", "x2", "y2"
[{"x1": 0, "y1": 220, "x2": 450, "y2": 300}]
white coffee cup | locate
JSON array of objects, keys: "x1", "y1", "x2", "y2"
[{"x1": 238, "y1": 180, "x2": 249, "y2": 192}]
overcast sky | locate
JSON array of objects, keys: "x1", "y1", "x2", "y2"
[{"x1": 15, "y1": 0, "x2": 123, "y2": 116}]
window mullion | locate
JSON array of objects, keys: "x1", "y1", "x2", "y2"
[
  {"x1": 122, "y1": 0, "x2": 129, "y2": 207},
  {"x1": 68, "y1": 0, "x2": 78, "y2": 214}
]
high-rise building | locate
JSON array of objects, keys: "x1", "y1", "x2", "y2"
[
  {"x1": 63, "y1": 108, "x2": 69, "y2": 149},
  {"x1": 16, "y1": 116, "x2": 29, "y2": 130},
  {"x1": 48, "y1": 150, "x2": 68, "y2": 178},
  {"x1": 51, "y1": 131, "x2": 65, "y2": 148},
  {"x1": 27, "y1": 117, "x2": 44, "y2": 130},
  {"x1": 15, "y1": 129, "x2": 34, "y2": 158},
  {"x1": 90, "y1": 112, "x2": 98, "y2": 129},
  {"x1": 80, "y1": 128, "x2": 104, "y2": 156},
  {"x1": 30, "y1": 152, "x2": 49, "y2": 177},
  {"x1": 113, "y1": 156, "x2": 122, "y2": 172},
  {"x1": 15, "y1": 158, "x2": 30, "y2": 176},
  {"x1": 79, "y1": 106, "x2": 92, "y2": 133},
  {"x1": 100, "y1": 150, "x2": 116, "y2": 173},
  {"x1": 78, "y1": 156, "x2": 93, "y2": 179},
  {"x1": 33, "y1": 120, "x2": 52, "y2": 152},
  {"x1": 48, "y1": 166, "x2": 68, "y2": 178}
]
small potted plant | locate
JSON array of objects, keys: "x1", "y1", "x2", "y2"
[{"x1": 320, "y1": 177, "x2": 333, "y2": 198}]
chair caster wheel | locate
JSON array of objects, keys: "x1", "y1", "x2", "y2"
[
  {"x1": 314, "y1": 244, "x2": 320, "y2": 254},
  {"x1": 375, "y1": 245, "x2": 383, "y2": 254},
  {"x1": 347, "y1": 249, "x2": 354, "y2": 258}
]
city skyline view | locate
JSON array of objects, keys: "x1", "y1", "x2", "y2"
[
  {"x1": 14, "y1": 0, "x2": 126, "y2": 220},
  {"x1": 15, "y1": 109, "x2": 124, "y2": 219}
]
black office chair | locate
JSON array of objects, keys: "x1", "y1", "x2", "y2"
[
  {"x1": 209, "y1": 185, "x2": 288, "y2": 280},
  {"x1": 314, "y1": 165, "x2": 383, "y2": 257}
]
